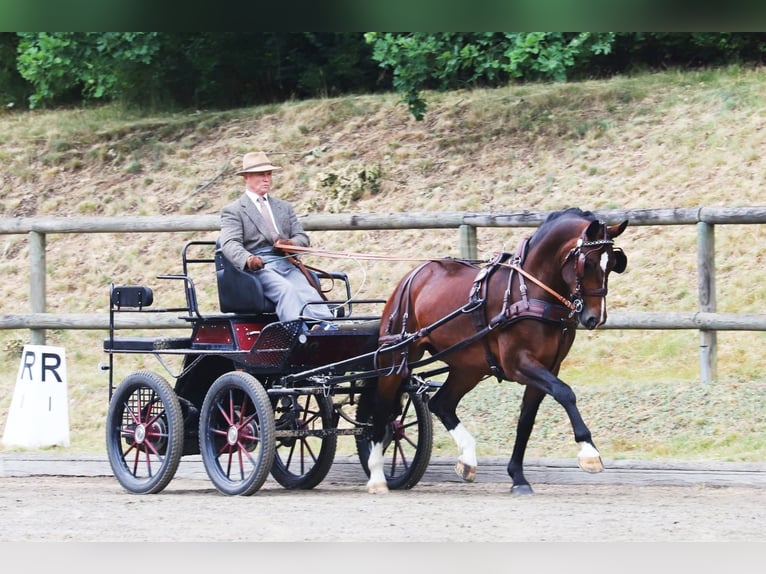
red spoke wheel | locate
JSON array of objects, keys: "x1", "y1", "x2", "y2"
[
  {"x1": 198, "y1": 371, "x2": 275, "y2": 496},
  {"x1": 270, "y1": 392, "x2": 337, "y2": 489},
  {"x1": 355, "y1": 387, "x2": 433, "y2": 490},
  {"x1": 105, "y1": 371, "x2": 184, "y2": 494}
]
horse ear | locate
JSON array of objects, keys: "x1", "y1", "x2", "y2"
[
  {"x1": 585, "y1": 220, "x2": 602, "y2": 240},
  {"x1": 612, "y1": 248, "x2": 627, "y2": 273},
  {"x1": 607, "y1": 220, "x2": 629, "y2": 239}
]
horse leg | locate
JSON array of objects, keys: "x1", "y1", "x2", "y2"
[
  {"x1": 518, "y1": 360, "x2": 604, "y2": 474},
  {"x1": 506, "y1": 385, "x2": 545, "y2": 495},
  {"x1": 366, "y1": 443, "x2": 388, "y2": 494},
  {"x1": 428, "y1": 371, "x2": 480, "y2": 482},
  {"x1": 366, "y1": 374, "x2": 402, "y2": 494}
]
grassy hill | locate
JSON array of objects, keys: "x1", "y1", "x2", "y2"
[{"x1": 1, "y1": 65, "x2": 764, "y2": 462}]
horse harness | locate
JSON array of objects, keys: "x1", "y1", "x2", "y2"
[
  {"x1": 377, "y1": 222, "x2": 618, "y2": 382},
  {"x1": 463, "y1": 240, "x2": 576, "y2": 380}
]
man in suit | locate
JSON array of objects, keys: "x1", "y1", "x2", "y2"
[{"x1": 219, "y1": 151, "x2": 333, "y2": 324}]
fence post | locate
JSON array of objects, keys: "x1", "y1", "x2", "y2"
[
  {"x1": 459, "y1": 224, "x2": 477, "y2": 260},
  {"x1": 697, "y1": 222, "x2": 716, "y2": 384},
  {"x1": 29, "y1": 231, "x2": 46, "y2": 345}
]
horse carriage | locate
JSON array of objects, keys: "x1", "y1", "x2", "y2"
[{"x1": 102, "y1": 208, "x2": 628, "y2": 496}]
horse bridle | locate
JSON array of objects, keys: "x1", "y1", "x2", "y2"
[
  {"x1": 562, "y1": 225, "x2": 623, "y2": 310},
  {"x1": 502, "y1": 223, "x2": 620, "y2": 318}
]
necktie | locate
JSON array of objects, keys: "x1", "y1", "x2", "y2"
[{"x1": 258, "y1": 196, "x2": 279, "y2": 242}]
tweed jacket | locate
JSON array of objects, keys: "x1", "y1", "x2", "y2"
[{"x1": 219, "y1": 193, "x2": 310, "y2": 270}]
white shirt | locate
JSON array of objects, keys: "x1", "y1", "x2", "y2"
[{"x1": 245, "y1": 190, "x2": 280, "y2": 235}]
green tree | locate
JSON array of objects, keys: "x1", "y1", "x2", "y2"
[
  {"x1": 14, "y1": 32, "x2": 385, "y2": 111},
  {"x1": 11, "y1": 32, "x2": 766, "y2": 114},
  {"x1": 364, "y1": 32, "x2": 615, "y2": 120},
  {"x1": 16, "y1": 32, "x2": 161, "y2": 109},
  {"x1": 365, "y1": 32, "x2": 766, "y2": 121}
]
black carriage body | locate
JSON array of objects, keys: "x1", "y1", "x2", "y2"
[
  {"x1": 169, "y1": 315, "x2": 380, "y2": 423},
  {"x1": 189, "y1": 315, "x2": 380, "y2": 371}
]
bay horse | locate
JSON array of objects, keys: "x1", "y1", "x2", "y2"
[{"x1": 367, "y1": 207, "x2": 628, "y2": 494}]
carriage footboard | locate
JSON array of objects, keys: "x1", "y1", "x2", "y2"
[{"x1": 103, "y1": 336, "x2": 192, "y2": 352}]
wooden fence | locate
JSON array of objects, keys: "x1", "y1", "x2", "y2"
[{"x1": 2, "y1": 206, "x2": 765, "y2": 384}]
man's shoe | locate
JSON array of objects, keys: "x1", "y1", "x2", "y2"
[{"x1": 311, "y1": 321, "x2": 338, "y2": 331}]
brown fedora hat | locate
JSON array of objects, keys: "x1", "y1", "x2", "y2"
[{"x1": 236, "y1": 151, "x2": 282, "y2": 175}]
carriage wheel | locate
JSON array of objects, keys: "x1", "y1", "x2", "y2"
[
  {"x1": 354, "y1": 387, "x2": 433, "y2": 490},
  {"x1": 198, "y1": 371, "x2": 276, "y2": 496},
  {"x1": 105, "y1": 370, "x2": 184, "y2": 494},
  {"x1": 270, "y1": 392, "x2": 337, "y2": 489}
]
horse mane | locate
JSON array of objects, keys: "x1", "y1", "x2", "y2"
[{"x1": 529, "y1": 207, "x2": 596, "y2": 247}]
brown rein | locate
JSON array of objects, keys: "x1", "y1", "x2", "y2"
[
  {"x1": 501, "y1": 262, "x2": 578, "y2": 312},
  {"x1": 275, "y1": 243, "x2": 441, "y2": 262}
]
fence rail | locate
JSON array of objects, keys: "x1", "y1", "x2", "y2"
[
  {"x1": 2, "y1": 206, "x2": 766, "y2": 235},
  {"x1": 2, "y1": 206, "x2": 766, "y2": 384},
  {"x1": 1, "y1": 311, "x2": 765, "y2": 331}
]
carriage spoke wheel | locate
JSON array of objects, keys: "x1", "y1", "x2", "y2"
[
  {"x1": 105, "y1": 370, "x2": 184, "y2": 494},
  {"x1": 198, "y1": 371, "x2": 276, "y2": 496},
  {"x1": 270, "y1": 392, "x2": 337, "y2": 489},
  {"x1": 355, "y1": 388, "x2": 433, "y2": 490}
]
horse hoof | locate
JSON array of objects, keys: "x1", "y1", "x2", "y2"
[
  {"x1": 367, "y1": 482, "x2": 390, "y2": 494},
  {"x1": 578, "y1": 456, "x2": 604, "y2": 474},
  {"x1": 510, "y1": 484, "x2": 534, "y2": 496},
  {"x1": 455, "y1": 461, "x2": 476, "y2": 482}
]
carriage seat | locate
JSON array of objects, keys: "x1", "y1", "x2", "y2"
[
  {"x1": 215, "y1": 241, "x2": 347, "y2": 317},
  {"x1": 215, "y1": 245, "x2": 277, "y2": 314}
]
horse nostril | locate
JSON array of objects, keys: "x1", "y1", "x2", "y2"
[{"x1": 584, "y1": 316, "x2": 599, "y2": 330}]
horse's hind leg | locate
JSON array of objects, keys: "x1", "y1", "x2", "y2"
[
  {"x1": 365, "y1": 374, "x2": 402, "y2": 494},
  {"x1": 428, "y1": 372, "x2": 480, "y2": 482}
]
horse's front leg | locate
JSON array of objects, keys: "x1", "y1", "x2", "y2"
[{"x1": 518, "y1": 360, "x2": 604, "y2": 475}]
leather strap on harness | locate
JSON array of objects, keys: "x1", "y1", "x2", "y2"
[
  {"x1": 468, "y1": 252, "x2": 510, "y2": 381},
  {"x1": 491, "y1": 236, "x2": 579, "y2": 325},
  {"x1": 378, "y1": 261, "x2": 433, "y2": 378},
  {"x1": 467, "y1": 240, "x2": 579, "y2": 380}
]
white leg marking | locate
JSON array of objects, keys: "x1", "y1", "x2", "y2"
[
  {"x1": 366, "y1": 442, "x2": 389, "y2": 493},
  {"x1": 578, "y1": 441, "x2": 600, "y2": 459},
  {"x1": 577, "y1": 441, "x2": 604, "y2": 473},
  {"x1": 449, "y1": 423, "x2": 477, "y2": 467}
]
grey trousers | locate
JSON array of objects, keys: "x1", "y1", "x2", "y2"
[{"x1": 258, "y1": 256, "x2": 333, "y2": 322}]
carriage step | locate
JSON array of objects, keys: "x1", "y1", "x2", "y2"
[{"x1": 103, "y1": 336, "x2": 192, "y2": 352}]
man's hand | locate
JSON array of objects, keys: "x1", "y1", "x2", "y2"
[
  {"x1": 246, "y1": 255, "x2": 264, "y2": 271},
  {"x1": 275, "y1": 238, "x2": 298, "y2": 256}
]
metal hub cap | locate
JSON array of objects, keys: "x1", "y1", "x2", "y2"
[
  {"x1": 134, "y1": 424, "x2": 146, "y2": 444},
  {"x1": 227, "y1": 425, "x2": 239, "y2": 445}
]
